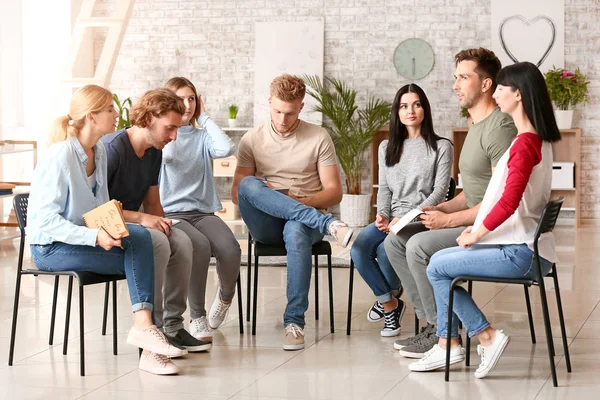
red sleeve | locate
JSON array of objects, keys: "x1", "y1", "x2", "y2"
[{"x1": 483, "y1": 133, "x2": 542, "y2": 231}]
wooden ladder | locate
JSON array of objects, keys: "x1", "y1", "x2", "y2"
[{"x1": 62, "y1": 0, "x2": 136, "y2": 88}]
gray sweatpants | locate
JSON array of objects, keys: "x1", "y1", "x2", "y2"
[
  {"x1": 166, "y1": 212, "x2": 241, "y2": 319},
  {"x1": 149, "y1": 227, "x2": 193, "y2": 333},
  {"x1": 384, "y1": 224, "x2": 465, "y2": 324}
]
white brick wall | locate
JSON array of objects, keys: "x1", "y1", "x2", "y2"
[{"x1": 95, "y1": 0, "x2": 600, "y2": 218}]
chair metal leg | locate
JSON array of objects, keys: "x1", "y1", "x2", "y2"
[
  {"x1": 112, "y1": 281, "x2": 118, "y2": 355},
  {"x1": 237, "y1": 274, "x2": 244, "y2": 334},
  {"x1": 414, "y1": 314, "x2": 419, "y2": 336},
  {"x1": 8, "y1": 271, "x2": 23, "y2": 366},
  {"x1": 346, "y1": 259, "x2": 354, "y2": 335},
  {"x1": 524, "y1": 285, "x2": 536, "y2": 344},
  {"x1": 327, "y1": 254, "x2": 334, "y2": 334},
  {"x1": 314, "y1": 255, "x2": 319, "y2": 321},
  {"x1": 79, "y1": 285, "x2": 85, "y2": 376},
  {"x1": 246, "y1": 238, "x2": 252, "y2": 322},
  {"x1": 49, "y1": 276, "x2": 60, "y2": 345},
  {"x1": 538, "y1": 278, "x2": 559, "y2": 387},
  {"x1": 464, "y1": 280, "x2": 472, "y2": 366},
  {"x1": 252, "y1": 253, "x2": 259, "y2": 335},
  {"x1": 102, "y1": 282, "x2": 109, "y2": 336},
  {"x1": 445, "y1": 283, "x2": 456, "y2": 382},
  {"x1": 63, "y1": 276, "x2": 74, "y2": 355},
  {"x1": 552, "y1": 266, "x2": 571, "y2": 373}
]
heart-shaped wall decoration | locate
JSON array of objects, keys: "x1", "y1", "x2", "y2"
[{"x1": 499, "y1": 14, "x2": 556, "y2": 67}]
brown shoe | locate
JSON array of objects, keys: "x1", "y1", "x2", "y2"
[
  {"x1": 328, "y1": 220, "x2": 353, "y2": 247},
  {"x1": 283, "y1": 323, "x2": 305, "y2": 351}
]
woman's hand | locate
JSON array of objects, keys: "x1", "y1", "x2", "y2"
[
  {"x1": 96, "y1": 229, "x2": 122, "y2": 251},
  {"x1": 198, "y1": 96, "x2": 205, "y2": 115},
  {"x1": 456, "y1": 226, "x2": 480, "y2": 248},
  {"x1": 375, "y1": 214, "x2": 390, "y2": 232}
]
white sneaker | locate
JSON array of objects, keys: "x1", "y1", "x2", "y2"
[
  {"x1": 209, "y1": 287, "x2": 232, "y2": 329},
  {"x1": 474, "y1": 329, "x2": 510, "y2": 378},
  {"x1": 408, "y1": 344, "x2": 465, "y2": 372},
  {"x1": 127, "y1": 325, "x2": 187, "y2": 357},
  {"x1": 190, "y1": 316, "x2": 213, "y2": 342},
  {"x1": 328, "y1": 220, "x2": 354, "y2": 248},
  {"x1": 138, "y1": 351, "x2": 180, "y2": 375}
]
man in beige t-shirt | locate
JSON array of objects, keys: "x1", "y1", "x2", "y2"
[{"x1": 231, "y1": 74, "x2": 352, "y2": 351}]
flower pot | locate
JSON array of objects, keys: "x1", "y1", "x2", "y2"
[
  {"x1": 339, "y1": 194, "x2": 371, "y2": 227},
  {"x1": 554, "y1": 110, "x2": 573, "y2": 130},
  {"x1": 228, "y1": 118, "x2": 238, "y2": 128}
]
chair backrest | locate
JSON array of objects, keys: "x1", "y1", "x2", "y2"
[
  {"x1": 446, "y1": 177, "x2": 456, "y2": 201},
  {"x1": 533, "y1": 197, "x2": 564, "y2": 241},
  {"x1": 12, "y1": 193, "x2": 29, "y2": 232}
]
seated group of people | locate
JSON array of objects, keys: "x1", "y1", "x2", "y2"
[{"x1": 25, "y1": 46, "x2": 561, "y2": 380}]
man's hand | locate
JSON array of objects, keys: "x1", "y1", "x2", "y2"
[
  {"x1": 457, "y1": 226, "x2": 478, "y2": 248},
  {"x1": 375, "y1": 214, "x2": 390, "y2": 232},
  {"x1": 420, "y1": 209, "x2": 451, "y2": 230},
  {"x1": 96, "y1": 229, "x2": 122, "y2": 251},
  {"x1": 139, "y1": 213, "x2": 173, "y2": 236}
]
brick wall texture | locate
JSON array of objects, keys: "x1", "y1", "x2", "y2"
[{"x1": 94, "y1": 0, "x2": 600, "y2": 218}]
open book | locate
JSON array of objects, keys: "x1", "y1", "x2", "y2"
[
  {"x1": 82, "y1": 200, "x2": 129, "y2": 239},
  {"x1": 389, "y1": 209, "x2": 425, "y2": 235}
]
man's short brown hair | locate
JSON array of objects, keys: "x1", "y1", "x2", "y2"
[
  {"x1": 270, "y1": 74, "x2": 306, "y2": 102},
  {"x1": 455, "y1": 48, "x2": 502, "y2": 92},
  {"x1": 130, "y1": 88, "x2": 186, "y2": 128}
]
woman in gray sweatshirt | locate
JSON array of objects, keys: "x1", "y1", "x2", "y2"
[
  {"x1": 160, "y1": 77, "x2": 240, "y2": 343},
  {"x1": 350, "y1": 84, "x2": 453, "y2": 337}
]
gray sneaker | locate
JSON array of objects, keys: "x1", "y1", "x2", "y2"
[
  {"x1": 393, "y1": 323, "x2": 435, "y2": 350},
  {"x1": 399, "y1": 328, "x2": 439, "y2": 358}
]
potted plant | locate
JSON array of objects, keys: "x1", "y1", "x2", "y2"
[
  {"x1": 113, "y1": 94, "x2": 132, "y2": 130},
  {"x1": 460, "y1": 107, "x2": 473, "y2": 126},
  {"x1": 304, "y1": 75, "x2": 392, "y2": 226},
  {"x1": 228, "y1": 104, "x2": 239, "y2": 128},
  {"x1": 544, "y1": 67, "x2": 589, "y2": 129}
]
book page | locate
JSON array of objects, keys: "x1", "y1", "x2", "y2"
[{"x1": 389, "y1": 209, "x2": 424, "y2": 235}]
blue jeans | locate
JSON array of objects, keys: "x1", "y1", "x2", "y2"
[
  {"x1": 30, "y1": 224, "x2": 155, "y2": 312},
  {"x1": 351, "y1": 222, "x2": 401, "y2": 303},
  {"x1": 238, "y1": 176, "x2": 336, "y2": 327},
  {"x1": 427, "y1": 244, "x2": 553, "y2": 339}
]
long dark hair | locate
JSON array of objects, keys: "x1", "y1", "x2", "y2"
[
  {"x1": 496, "y1": 62, "x2": 561, "y2": 142},
  {"x1": 386, "y1": 83, "x2": 446, "y2": 166}
]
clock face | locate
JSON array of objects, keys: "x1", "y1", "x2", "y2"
[{"x1": 393, "y1": 38, "x2": 435, "y2": 80}]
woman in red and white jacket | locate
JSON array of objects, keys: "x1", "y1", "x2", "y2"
[{"x1": 408, "y1": 62, "x2": 561, "y2": 378}]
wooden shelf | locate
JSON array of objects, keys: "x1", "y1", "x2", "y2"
[
  {"x1": 0, "y1": 140, "x2": 37, "y2": 228},
  {"x1": 452, "y1": 128, "x2": 581, "y2": 227}
]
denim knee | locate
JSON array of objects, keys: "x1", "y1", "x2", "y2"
[
  {"x1": 238, "y1": 176, "x2": 262, "y2": 199},
  {"x1": 283, "y1": 221, "x2": 313, "y2": 249}
]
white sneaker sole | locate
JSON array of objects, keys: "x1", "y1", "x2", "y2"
[
  {"x1": 399, "y1": 348, "x2": 428, "y2": 358},
  {"x1": 282, "y1": 343, "x2": 305, "y2": 351},
  {"x1": 408, "y1": 353, "x2": 465, "y2": 372},
  {"x1": 185, "y1": 342, "x2": 212, "y2": 352},
  {"x1": 393, "y1": 342, "x2": 409, "y2": 350},
  {"x1": 341, "y1": 228, "x2": 354, "y2": 248},
  {"x1": 474, "y1": 335, "x2": 510, "y2": 378}
]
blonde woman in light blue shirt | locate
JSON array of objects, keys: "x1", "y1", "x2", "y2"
[{"x1": 27, "y1": 85, "x2": 184, "y2": 375}]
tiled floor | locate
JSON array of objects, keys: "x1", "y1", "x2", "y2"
[{"x1": 0, "y1": 223, "x2": 599, "y2": 399}]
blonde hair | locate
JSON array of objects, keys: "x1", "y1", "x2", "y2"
[
  {"x1": 130, "y1": 88, "x2": 185, "y2": 128},
  {"x1": 48, "y1": 85, "x2": 113, "y2": 145},
  {"x1": 270, "y1": 74, "x2": 306, "y2": 102},
  {"x1": 164, "y1": 77, "x2": 201, "y2": 123}
]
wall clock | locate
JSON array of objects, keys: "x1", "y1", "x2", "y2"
[{"x1": 393, "y1": 38, "x2": 435, "y2": 80}]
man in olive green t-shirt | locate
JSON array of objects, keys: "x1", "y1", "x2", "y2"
[{"x1": 384, "y1": 48, "x2": 517, "y2": 358}]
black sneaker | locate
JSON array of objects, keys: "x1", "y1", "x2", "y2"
[
  {"x1": 367, "y1": 287, "x2": 404, "y2": 323},
  {"x1": 393, "y1": 323, "x2": 435, "y2": 350},
  {"x1": 165, "y1": 328, "x2": 212, "y2": 352},
  {"x1": 380, "y1": 298, "x2": 406, "y2": 337}
]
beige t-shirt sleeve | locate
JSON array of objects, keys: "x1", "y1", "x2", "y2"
[
  {"x1": 317, "y1": 132, "x2": 338, "y2": 167},
  {"x1": 236, "y1": 132, "x2": 255, "y2": 169}
]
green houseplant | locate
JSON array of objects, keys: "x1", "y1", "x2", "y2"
[
  {"x1": 228, "y1": 104, "x2": 239, "y2": 128},
  {"x1": 544, "y1": 67, "x2": 589, "y2": 129},
  {"x1": 303, "y1": 75, "x2": 392, "y2": 225},
  {"x1": 113, "y1": 94, "x2": 132, "y2": 130}
]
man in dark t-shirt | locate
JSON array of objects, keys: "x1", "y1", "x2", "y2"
[{"x1": 101, "y1": 88, "x2": 210, "y2": 375}]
